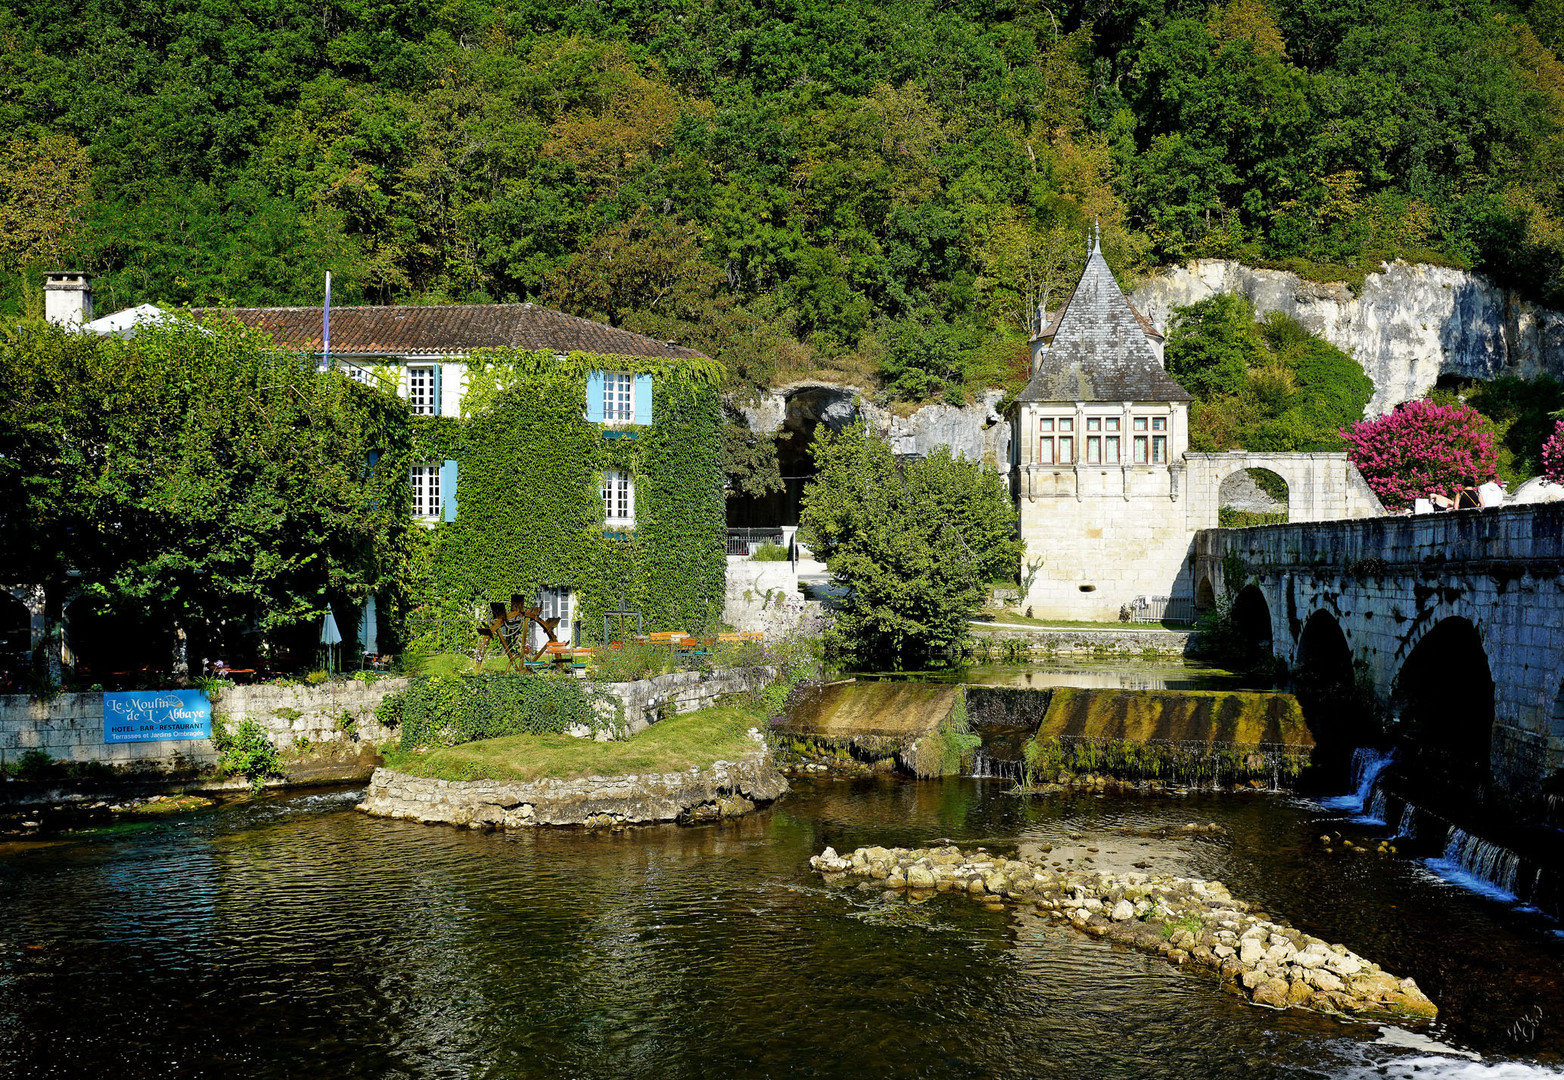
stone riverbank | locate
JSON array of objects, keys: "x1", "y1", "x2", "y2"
[
  {"x1": 810, "y1": 842, "x2": 1438, "y2": 1021},
  {"x1": 359, "y1": 733, "x2": 788, "y2": 829}
]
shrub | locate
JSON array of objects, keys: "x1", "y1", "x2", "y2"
[
  {"x1": 381, "y1": 672, "x2": 611, "y2": 751},
  {"x1": 1543, "y1": 419, "x2": 1564, "y2": 485},
  {"x1": 1341, "y1": 399, "x2": 1499, "y2": 510},
  {"x1": 589, "y1": 642, "x2": 675, "y2": 682},
  {"x1": 214, "y1": 719, "x2": 283, "y2": 793},
  {"x1": 750, "y1": 541, "x2": 789, "y2": 561}
]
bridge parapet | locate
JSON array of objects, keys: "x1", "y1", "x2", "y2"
[{"x1": 1193, "y1": 503, "x2": 1564, "y2": 801}]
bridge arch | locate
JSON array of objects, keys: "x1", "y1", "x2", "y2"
[
  {"x1": 1231, "y1": 584, "x2": 1272, "y2": 647},
  {"x1": 1391, "y1": 616, "x2": 1495, "y2": 783},
  {"x1": 1195, "y1": 576, "x2": 1217, "y2": 613},
  {"x1": 1292, "y1": 610, "x2": 1364, "y2": 768}
]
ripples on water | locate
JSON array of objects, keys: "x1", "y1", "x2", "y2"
[{"x1": 4, "y1": 779, "x2": 1564, "y2": 1079}]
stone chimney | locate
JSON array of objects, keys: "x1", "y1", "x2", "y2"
[{"x1": 43, "y1": 272, "x2": 92, "y2": 328}]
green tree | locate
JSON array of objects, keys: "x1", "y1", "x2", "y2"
[
  {"x1": 799, "y1": 426, "x2": 1019, "y2": 666},
  {"x1": 0, "y1": 317, "x2": 413, "y2": 677},
  {"x1": 1167, "y1": 294, "x2": 1370, "y2": 452}
]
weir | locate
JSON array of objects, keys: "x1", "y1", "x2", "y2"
[{"x1": 784, "y1": 680, "x2": 1314, "y2": 788}]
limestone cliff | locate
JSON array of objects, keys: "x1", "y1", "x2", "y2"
[
  {"x1": 735, "y1": 382, "x2": 1011, "y2": 466},
  {"x1": 1131, "y1": 259, "x2": 1564, "y2": 416}
]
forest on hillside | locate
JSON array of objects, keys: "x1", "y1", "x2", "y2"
[{"x1": 4, "y1": 0, "x2": 1563, "y2": 399}]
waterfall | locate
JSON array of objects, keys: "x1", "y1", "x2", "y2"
[
  {"x1": 1425, "y1": 825, "x2": 1530, "y2": 904},
  {"x1": 1365, "y1": 787, "x2": 1388, "y2": 825},
  {"x1": 1396, "y1": 803, "x2": 1417, "y2": 841},
  {"x1": 1320, "y1": 747, "x2": 1395, "y2": 816},
  {"x1": 969, "y1": 746, "x2": 1024, "y2": 781}
]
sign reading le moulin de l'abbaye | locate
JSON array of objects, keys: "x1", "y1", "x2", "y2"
[{"x1": 103, "y1": 690, "x2": 213, "y2": 743}]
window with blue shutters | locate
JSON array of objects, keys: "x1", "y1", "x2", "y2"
[
  {"x1": 439, "y1": 460, "x2": 459, "y2": 522},
  {"x1": 408, "y1": 364, "x2": 441, "y2": 416},
  {"x1": 587, "y1": 371, "x2": 653, "y2": 426}
]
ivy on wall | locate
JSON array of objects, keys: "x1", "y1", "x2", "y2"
[{"x1": 412, "y1": 349, "x2": 726, "y2": 642}]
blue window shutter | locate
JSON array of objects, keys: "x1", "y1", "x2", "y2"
[
  {"x1": 431, "y1": 365, "x2": 443, "y2": 417},
  {"x1": 440, "y1": 460, "x2": 458, "y2": 522},
  {"x1": 586, "y1": 371, "x2": 605, "y2": 423},
  {"x1": 634, "y1": 373, "x2": 653, "y2": 425}
]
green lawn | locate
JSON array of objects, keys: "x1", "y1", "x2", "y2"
[{"x1": 382, "y1": 704, "x2": 768, "y2": 783}]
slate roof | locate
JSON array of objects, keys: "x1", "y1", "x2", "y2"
[
  {"x1": 1018, "y1": 245, "x2": 1190, "y2": 404},
  {"x1": 195, "y1": 303, "x2": 707, "y2": 360}
]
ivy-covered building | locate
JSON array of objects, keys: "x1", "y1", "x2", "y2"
[{"x1": 216, "y1": 303, "x2": 728, "y2": 647}]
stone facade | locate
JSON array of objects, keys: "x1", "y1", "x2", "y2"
[
  {"x1": 358, "y1": 737, "x2": 787, "y2": 828},
  {"x1": 1010, "y1": 242, "x2": 1383, "y2": 621},
  {"x1": 1193, "y1": 503, "x2": 1564, "y2": 797}
]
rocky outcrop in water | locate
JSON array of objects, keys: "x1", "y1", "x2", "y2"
[
  {"x1": 1130, "y1": 260, "x2": 1564, "y2": 416},
  {"x1": 810, "y1": 843, "x2": 1438, "y2": 1021},
  {"x1": 359, "y1": 739, "x2": 787, "y2": 829}
]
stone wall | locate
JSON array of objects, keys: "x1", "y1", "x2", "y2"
[
  {"x1": 1193, "y1": 504, "x2": 1564, "y2": 795},
  {"x1": 976, "y1": 628, "x2": 1195, "y2": 657},
  {"x1": 0, "y1": 678, "x2": 407, "y2": 775},
  {"x1": 359, "y1": 739, "x2": 787, "y2": 828},
  {"x1": 1014, "y1": 449, "x2": 1380, "y2": 622},
  {"x1": 1130, "y1": 259, "x2": 1564, "y2": 416},
  {"x1": 594, "y1": 666, "x2": 777, "y2": 736}
]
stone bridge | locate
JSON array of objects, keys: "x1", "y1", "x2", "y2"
[{"x1": 1193, "y1": 504, "x2": 1564, "y2": 799}]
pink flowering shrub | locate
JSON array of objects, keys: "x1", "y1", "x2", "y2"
[
  {"x1": 1543, "y1": 420, "x2": 1564, "y2": 485},
  {"x1": 1340, "y1": 399, "x2": 1497, "y2": 510}
]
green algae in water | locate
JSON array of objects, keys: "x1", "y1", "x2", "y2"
[{"x1": 1021, "y1": 688, "x2": 1314, "y2": 786}]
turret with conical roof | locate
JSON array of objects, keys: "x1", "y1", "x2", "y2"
[{"x1": 1019, "y1": 234, "x2": 1187, "y2": 404}]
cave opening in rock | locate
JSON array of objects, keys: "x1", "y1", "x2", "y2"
[{"x1": 726, "y1": 387, "x2": 860, "y2": 530}]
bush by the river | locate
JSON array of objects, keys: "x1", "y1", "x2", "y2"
[{"x1": 380, "y1": 673, "x2": 610, "y2": 751}]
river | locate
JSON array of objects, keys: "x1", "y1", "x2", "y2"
[{"x1": 5, "y1": 762, "x2": 1564, "y2": 1077}]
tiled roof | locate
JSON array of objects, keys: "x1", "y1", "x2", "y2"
[
  {"x1": 1018, "y1": 247, "x2": 1191, "y2": 404},
  {"x1": 195, "y1": 303, "x2": 708, "y2": 360}
]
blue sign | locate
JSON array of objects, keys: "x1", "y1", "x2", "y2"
[{"x1": 103, "y1": 690, "x2": 213, "y2": 744}]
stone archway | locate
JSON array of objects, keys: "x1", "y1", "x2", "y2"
[
  {"x1": 1195, "y1": 576, "x2": 1217, "y2": 613},
  {"x1": 1293, "y1": 610, "x2": 1364, "y2": 769},
  {"x1": 1392, "y1": 616, "x2": 1495, "y2": 785},
  {"x1": 1231, "y1": 584, "x2": 1272, "y2": 647},
  {"x1": 1218, "y1": 467, "x2": 1289, "y2": 527}
]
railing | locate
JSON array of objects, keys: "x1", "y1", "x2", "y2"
[
  {"x1": 726, "y1": 528, "x2": 786, "y2": 556},
  {"x1": 1130, "y1": 595, "x2": 1195, "y2": 625}
]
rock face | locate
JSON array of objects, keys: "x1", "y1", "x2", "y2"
[
  {"x1": 358, "y1": 736, "x2": 788, "y2": 829},
  {"x1": 1130, "y1": 259, "x2": 1564, "y2": 416},
  {"x1": 735, "y1": 382, "x2": 1012, "y2": 466},
  {"x1": 809, "y1": 843, "x2": 1438, "y2": 1021}
]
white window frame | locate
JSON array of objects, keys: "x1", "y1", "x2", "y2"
[
  {"x1": 603, "y1": 371, "x2": 634, "y2": 424},
  {"x1": 602, "y1": 469, "x2": 635, "y2": 528},
  {"x1": 532, "y1": 586, "x2": 574, "y2": 649},
  {"x1": 408, "y1": 364, "x2": 438, "y2": 416},
  {"x1": 410, "y1": 463, "x2": 441, "y2": 518}
]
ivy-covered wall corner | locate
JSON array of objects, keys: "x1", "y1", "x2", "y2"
[{"x1": 410, "y1": 349, "x2": 728, "y2": 644}]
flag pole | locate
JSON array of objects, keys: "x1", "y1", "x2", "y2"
[{"x1": 322, "y1": 271, "x2": 332, "y2": 371}]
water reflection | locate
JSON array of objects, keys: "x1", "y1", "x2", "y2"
[
  {"x1": 4, "y1": 779, "x2": 1564, "y2": 1077},
  {"x1": 852, "y1": 660, "x2": 1251, "y2": 691}
]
